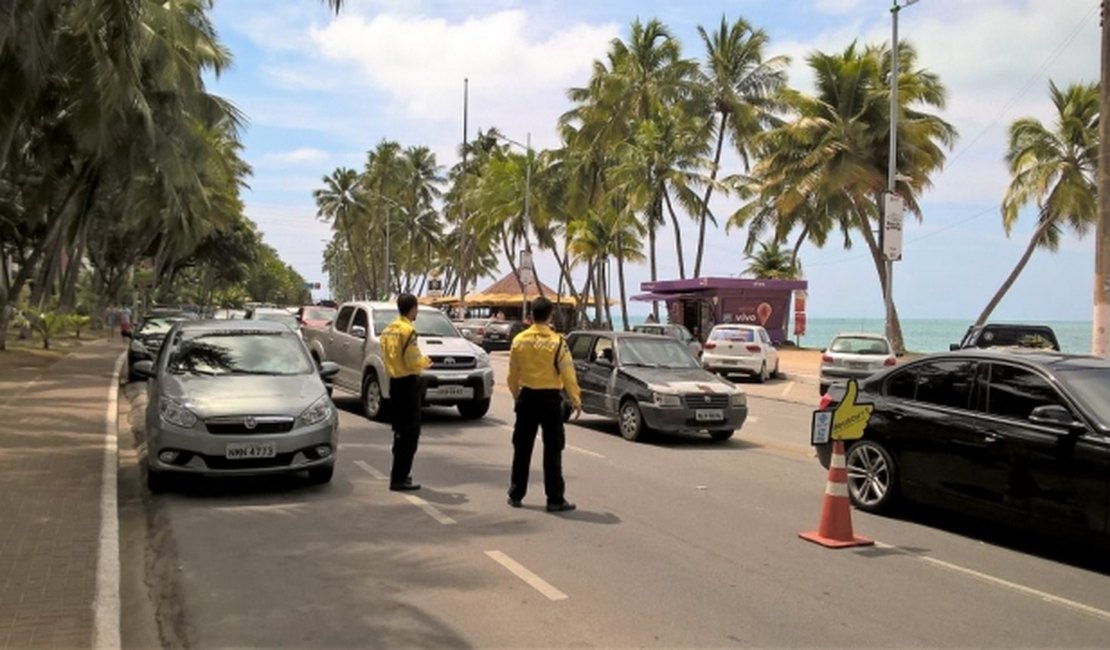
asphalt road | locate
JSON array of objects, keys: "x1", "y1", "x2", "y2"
[{"x1": 123, "y1": 354, "x2": 1110, "y2": 648}]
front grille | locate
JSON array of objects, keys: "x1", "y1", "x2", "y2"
[
  {"x1": 682, "y1": 394, "x2": 730, "y2": 409},
  {"x1": 201, "y1": 452, "x2": 296, "y2": 470},
  {"x1": 205, "y1": 417, "x2": 295, "y2": 435},
  {"x1": 428, "y1": 355, "x2": 477, "y2": 370}
]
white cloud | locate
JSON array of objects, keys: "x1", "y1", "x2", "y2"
[
  {"x1": 814, "y1": 0, "x2": 865, "y2": 15},
  {"x1": 258, "y1": 147, "x2": 331, "y2": 166}
]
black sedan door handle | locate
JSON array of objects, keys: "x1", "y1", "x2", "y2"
[{"x1": 982, "y1": 431, "x2": 1003, "y2": 444}]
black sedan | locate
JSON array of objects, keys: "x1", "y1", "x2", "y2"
[
  {"x1": 482, "y1": 320, "x2": 526, "y2": 351},
  {"x1": 816, "y1": 349, "x2": 1110, "y2": 544},
  {"x1": 565, "y1": 331, "x2": 748, "y2": 442}
]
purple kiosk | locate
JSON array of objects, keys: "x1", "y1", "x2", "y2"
[{"x1": 634, "y1": 277, "x2": 808, "y2": 345}]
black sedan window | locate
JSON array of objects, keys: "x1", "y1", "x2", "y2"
[
  {"x1": 1056, "y1": 368, "x2": 1110, "y2": 425},
  {"x1": 617, "y1": 338, "x2": 699, "y2": 369},
  {"x1": 167, "y1": 332, "x2": 313, "y2": 376},
  {"x1": 886, "y1": 360, "x2": 976, "y2": 410},
  {"x1": 570, "y1": 335, "x2": 594, "y2": 360},
  {"x1": 986, "y1": 364, "x2": 1067, "y2": 420}
]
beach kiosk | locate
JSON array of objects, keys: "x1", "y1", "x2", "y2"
[{"x1": 633, "y1": 277, "x2": 808, "y2": 344}]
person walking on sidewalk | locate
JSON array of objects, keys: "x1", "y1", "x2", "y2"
[
  {"x1": 506, "y1": 296, "x2": 582, "y2": 512},
  {"x1": 380, "y1": 293, "x2": 431, "y2": 491}
]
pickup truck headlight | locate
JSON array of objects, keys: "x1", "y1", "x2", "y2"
[
  {"x1": 159, "y1": 397, "x2": 198, "y2": 428},
  {"x1": 476, "y1": 351, "x2": 491, "y2": 368},
  {"x1": 299, "y1": 394, "x2": 333, "y2": 427},
  {"x1": 652, "y1": 392, "x2": 682, "y2": 407},
  {"x1": 730, "y1": 392, "x2": 747, "y2": 407}
]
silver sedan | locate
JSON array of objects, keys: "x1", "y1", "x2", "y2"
[{"x1": 132, "y1": 320, "x2": 340, "y2": 491}]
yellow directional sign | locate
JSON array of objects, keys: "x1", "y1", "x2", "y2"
[{"x1": 830, "y1": 379, "x2": 873, "y2": 441}]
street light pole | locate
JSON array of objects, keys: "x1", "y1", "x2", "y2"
[{"x1": 885, "y1": 0, "x2": 918, "y2": 352}]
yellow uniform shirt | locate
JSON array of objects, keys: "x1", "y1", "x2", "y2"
[
  {"x1": 507, "y1": 324, "x2": 582, "y2": 409},
  {"x1": 380, "y1": 316, "x2": 431, "y2": 378}
]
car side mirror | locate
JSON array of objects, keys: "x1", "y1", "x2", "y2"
[
  {"x1": 349, "y1": 325, "x2": 367, "y2": 339},
  {"x1": 318, "y1": 361, "x2": 340, "y2": 380},
  {"x1": 949, "y1": 343, "x2": 960, "y2": 351},
  {"x1": 1028, "y1": 405, "x2": 1084, "y2": 432},
  {"x1": 131, "y1": 360, "x2": 154, "y2": 378}
]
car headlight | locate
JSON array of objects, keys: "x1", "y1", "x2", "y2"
[
  {"x1": 730, "y1": 392, "x2": 747, "y2": 407},
  {"x1": 158, "y1": 397, "x2": 198, "y2": 428},
  {"x1": 299, "y1": 395, "x2": 333, "y2": 427},
  {"x1": 476, "y1": 351, "x2": 491, "y2": 368},
  {"x1": 652, "y1": 392, "x2": 682, "y2": 407},
  {"x1": 129, "y1": 338, "x2": 146, "y2": 353}
]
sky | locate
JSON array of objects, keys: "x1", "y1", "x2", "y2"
[{"x1": 206, "y1": 0, "x2": 1101, "y2": 322}]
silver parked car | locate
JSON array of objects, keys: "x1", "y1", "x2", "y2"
[
  {"x1": 132, "y1": 320, "x2": 340, "y2": 491},
  {"x1": 818, "y1": 332, "x2": 896, "y2": 395},
  {"x1": 565, "y1": 331, "x2": 748, "y2": 442}
]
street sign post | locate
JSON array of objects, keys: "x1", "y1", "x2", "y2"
[{"x1": 883, "y1": 193, "x2": 905, "y2": 261}]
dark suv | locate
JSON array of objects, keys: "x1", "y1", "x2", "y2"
[{"x1": 951, "y1": 323, "x2": 1059, "y2": 352}]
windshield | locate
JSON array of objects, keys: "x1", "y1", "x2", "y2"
[
  {"x1": 167, "y1": 331, "x2": 313, "y2": 376},
  {"x1": 1056, "y1": 367, "x2": 1110, "y2": 426},
  {"x1": 618, "y1": 338, "x2": 700, "y2": 369},
  {"x1": 302, "y1": 307, "x2": 336, "y2": 321},
  {"x1": 830, "y1": 336, "x2": 891, "y2": 355},
  {"x1": 710, "y1": 328, "x2": 755, "y2": 342},
  {"x1": 251, "y1": 312, "x2": 299, "y2": 330},
  {"x1": 138, "y1": 317, "x2": 185, "y2": 335},
  {"x1": 374, "y1": 309, "x2": 460, "y2": 337}
]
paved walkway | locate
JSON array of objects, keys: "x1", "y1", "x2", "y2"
[{"x1": 0, "y1": 340, "x2": 123, "y2": 649}]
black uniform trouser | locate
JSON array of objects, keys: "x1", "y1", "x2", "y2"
[
  {"x1": 509, "y1": 388, "x2": 566, "y2": 504},
  {"x1": 389, "y1": 375, "x2": 423, "y2": 484}
]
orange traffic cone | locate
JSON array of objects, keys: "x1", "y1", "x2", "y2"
[{"x1": 799, "y1": 439, "x2": 873, "y2": 548}]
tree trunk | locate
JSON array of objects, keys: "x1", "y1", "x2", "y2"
[
  {"x1": 663, "y1": 190, "x2": 686, "y2": 279},
  {"x1": 791, "y1": 223, "x2": 811, "y2": 271},
  {"x1": 340, "y1": 212, "x2": 371, "y2": 300},
  {"x1": 617, "y1": 234, "x2": 630, "y2": 331},
  {"x1": 694, "y1": 112, "x2": 728, "y2": 278},
  {"x1": 593, "y1": 259, "x2": 604, "y2": 328},
  {"x1": 576, "y1": 263, "x2": 594, "y2": 329},
  {"x1": 58, "y1": 226, "x2": 87, "y2": 313},
  {"x1": 975, "y1": 221, "x2": 1052, "y2": 327},
  {"x1": 648, "y1": 216, "x2": 658, "y2": 321},
  {"x1": 602, "y1": 258, "x2": 615, "y2": 328},
  {"x1": 856, "y1": 207, "x2": 906, "y2": 354}
]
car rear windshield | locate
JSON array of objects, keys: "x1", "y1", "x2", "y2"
[
  {"x1": 251, "y1": 311, "x2": 299, "y2": 330},
  {"x1": 973, "y1": 328, "x2": 1058, "y2": 350},
  {"x1": 1055, "y1": 367, "x2": 1110, "y2": 426},
  {"x1": 618, "y1": 338, "x2": 699, "y2": 369},
  {"x1": 829, "y1": 337, "x2": 890, "y2": 355},
  {"x1": 710, "y1": 328, "x2": 754, "y2": 342},
  {"x1": 374, "y1": 309, "x2": 460, "y2": 338},
  {"x1": 167, "y1": 332, "x2": 313, "y2": 376},
  {"x1": 302, "y1": 307, "x2": 336, "y2": 321}
]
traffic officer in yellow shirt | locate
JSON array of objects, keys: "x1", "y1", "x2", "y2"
[
  {"x1": 507, "y1": 296, "x2": 582, "y2": 512},
  {"x1": 380, "y1": 293, "x2": 432, "y2": 491}
]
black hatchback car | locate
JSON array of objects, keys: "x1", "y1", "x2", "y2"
[
  {"x1": 482, "y1": 320, "x2": 526, "y2": 352},
  {"x1": 816, "y1": 350, "x2": 1110, "y2": 544}
]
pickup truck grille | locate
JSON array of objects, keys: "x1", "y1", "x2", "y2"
[
  {"x1": 682, "y1": 394, "x2": 730, "y2": 409},
  {"x1": 428, "y1": 355, "x2": 477, "y2": 370},
  {"x1": 205, "y1": 417, "x2": 295, "y2": 435}
]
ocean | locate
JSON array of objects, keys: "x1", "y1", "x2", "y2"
[{"x1": 613, "y1": 315, "x2": 1095, "y2": 354}]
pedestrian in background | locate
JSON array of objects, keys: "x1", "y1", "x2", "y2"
[
  {"x1": 380, "y1": 293, "x2": 431, "y2": 491},
  {"x1": 118, "y1": 305, "x2": 132, "y2": 338},
  {"x1": 506, "y1": 296, "x2": 582, "y2": 512}
]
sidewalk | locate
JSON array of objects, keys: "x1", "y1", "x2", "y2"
[{"x1": 0, "y1": 339, "x2": 124, "y2": 649}]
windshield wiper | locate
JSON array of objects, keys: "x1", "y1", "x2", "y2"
[
  {"x1": 623, "y1": 362, "x2": 661, "y2": 368},
  {"x1": 229, "y1": 369, "x2": 292, "y2": 376}
]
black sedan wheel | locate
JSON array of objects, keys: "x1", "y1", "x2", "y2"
[
  {"x1": 845, "y1": 440, "x2": 898, "y2": 513},
  {"x1": 618, "y1": 399, "x2": 645, "y2": 442}
]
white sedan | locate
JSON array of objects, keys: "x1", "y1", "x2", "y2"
[{"x1": 701, "y1": 324, "x2": 780, "y2": 382}]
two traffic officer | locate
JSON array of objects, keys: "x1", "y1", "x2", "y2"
[{"x1": 506, "y1": 296, "x2": 582, "y2": 512}]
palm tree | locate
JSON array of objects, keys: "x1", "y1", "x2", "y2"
[
  {"x1": 314, "y1": 168, "x2": 372, "y2": 299},
  {"x1": 693, "y1": 16, "x2": 788, "y2": 278},
  {"x1": 975, "y1": 81, "x2": 1098, "y2": 326},
  {"x1": 731, "y1": 41, "x2": 956, "y2": 354},
  {"x1": 743, "y1": 240, "x2": 801, "y2": 279}
]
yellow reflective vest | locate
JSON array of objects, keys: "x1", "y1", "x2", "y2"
[
  {"x1": 507, "y1": 324, "x2": 582, "y2": 409},
  {"x1": 380, "y1": 316, "x2": 430, "y2": 378}
]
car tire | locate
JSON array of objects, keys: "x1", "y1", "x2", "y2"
[
  {"x1": 773, "y1": 360, "x2": 781, "y2": 379},
  {"x1": 709, "y1": 429, "x2": 734, "y2": 441},
  {"x1": 308, "y1": 465, "x2": 334, "y2": 484},
  {"x1": 361, "y1": 372, "x2": 390, "y2": 422},
  {"x1": 845, "y1": 439, "x2": 899, "y2": 514},
  {"x1": 146, "y1": 468, "x2": 170, "y2": 493},
  {"x1": 756, "y1": 362, "x2": 769, "y2": 383},
  {"x1": 457, "y1": 398, "x2": 491, "y2": 420},
  {"x1": 618, "y1": 399, "x2": 645, "y2": 442}
]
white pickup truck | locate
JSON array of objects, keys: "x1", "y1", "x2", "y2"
[{"x1": 303, "y1": 301, "x2": 495, "y2": 420}]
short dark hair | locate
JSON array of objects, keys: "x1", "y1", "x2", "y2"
[
  {"x1": 531, "y1": 296, "x2": 553, "y2": 323},
  {"x1": 397, "y1": 293, "x2": 418, "y2": 315}
]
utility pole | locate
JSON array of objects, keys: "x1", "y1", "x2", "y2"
[{"x1": 1094, "y1": 0, "x2": 1110, "y2": 357}]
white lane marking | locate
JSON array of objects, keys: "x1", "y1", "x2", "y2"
[
  {"x1": 567, "y1": 445, "x2": 605, "y2": 458},
  {"x1": 485, "y1": 551, "x2": 569, "y2": 601},
  {"x1": 353, "y1": 460, "x2": 387, "y2": 480},
  {"x1": 403, "y1": 495, "x2": 457, "y2": 525},
  {"x1": 780, "y1": 381, "x2": 795, "y2": 397},
  {"x1": 94, "y1": 352, "x2": 125, "y2": 650},
  {"x1": 875, "y1": 542, "x2": 1110, "y2": 624}
]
